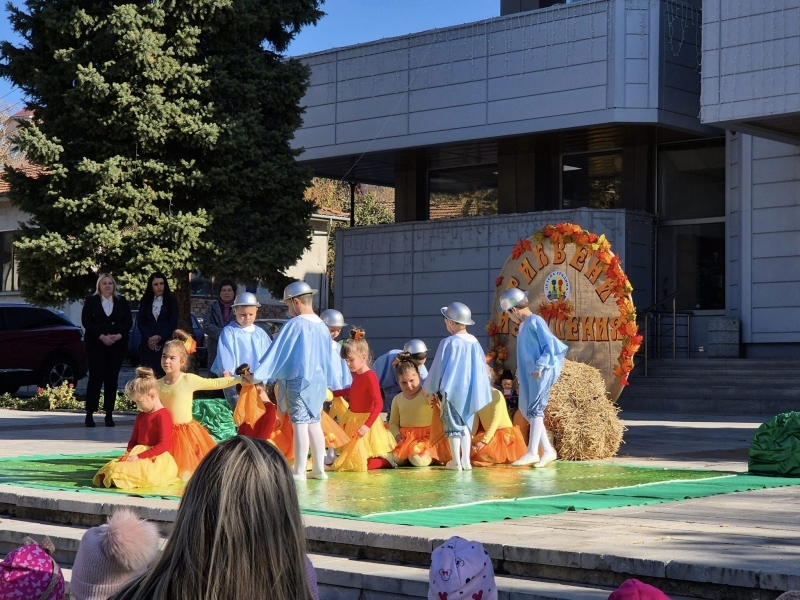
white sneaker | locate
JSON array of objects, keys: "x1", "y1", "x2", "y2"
[
  {"x1": 512, "y1": 452, "x2": 540, "y2": 467},
  {"x1": 292, "y1": 473, "x2": 307, "y2": 482},
  {"x1": 534, "y1": 450, "x2": 558, "y2": 468},
  {"x1": 445, "y1": 460, "x2": 463, "y2": 471},
  {"x1": 309, "y1": 470, "x2": 328, "y2": 480}
]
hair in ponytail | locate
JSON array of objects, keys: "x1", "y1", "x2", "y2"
[
  {"x1": 163, "y1": 329, "x2": 195, "y2": 371},
  {"x1": 393, "y1": 351, "x2": 420, "y2": 380},
  {"x1": 340, "y1": 327, "x2": 370, "y2": 363},
  {"x1": 124, "y1": 367, "x2": 158, "y2": 399}
]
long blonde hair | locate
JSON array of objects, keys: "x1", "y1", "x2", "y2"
[
  {"x1": 111, "y1": 437, "x2": 314, "y2": 600},
  {"x1": 93, "y1": 273, "x2": 118, "y2": 297}
]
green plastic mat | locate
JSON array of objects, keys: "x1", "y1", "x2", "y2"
[{"x1": 1, "y1": 453, "x2": 797, "y2": 527}]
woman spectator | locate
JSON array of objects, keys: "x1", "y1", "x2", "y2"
[
  {"x1": 203, "y1": 278, "x2": 236, "y2": 372},
  {"x1": 111, "y1": 436, "x2": 319, "y2": 600},
  {"x1": 137, "y1": 272, "x2": 179, "y2": 378},
  {"x1": 82, "y1": 274, "x2": 132, "y2": 428}
]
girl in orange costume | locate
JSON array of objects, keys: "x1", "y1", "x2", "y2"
[
  {"x1": 388, "y1": 354, "x2": 434, "y2": 466},
  {"x1": 470, "y1": 368, "x2": 528, "y2": 466}
]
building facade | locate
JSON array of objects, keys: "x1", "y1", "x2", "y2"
[{"x1": 291, "y1": 0, "x2": 800, "y2": 360}]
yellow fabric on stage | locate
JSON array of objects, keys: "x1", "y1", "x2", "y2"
[
  {"x1": 93, "y1": 445, "x2": 180, "y2": 490},
  {"x1": 329, "y1": 396, "x2": 349, "y2": 423},
  {"x1": 392, "y1": 426, "x2": 432, "y2": 461},
  {"x1": 472, "y1": 426, "x2": 527, "y2": 465},
  {"x1": 233, "y1": 383, "x2": 265, "y2": 427},
  {"x1": 332, "y1": 411, "x2": 397, "y2": 472}
]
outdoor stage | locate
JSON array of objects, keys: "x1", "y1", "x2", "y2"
[{"x1": 1, "y1": 449, "x2": 799, "y2": 530}]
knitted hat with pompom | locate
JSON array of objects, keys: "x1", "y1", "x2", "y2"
[{"x1": 69, "y1": 510, "x2": 161, "y2": 600}]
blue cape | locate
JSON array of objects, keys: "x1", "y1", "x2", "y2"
[
  {"x1": 423, "y1": 334, "x2": 492, "y2": 428},
  {"x1": 517, "y1": 313, "x2": 568, "y2": 416},
  {"x1": 253, "y1": 314, "x2": 332, "y2": 418},
  {"x1": 211, "y1": 323, "x2": 271, "y2": 377},
  {"x1": 372, "y1": 349, "x2": 429, "y2": 399},
  {"x1": 329, "y1": 339, "x2": 353, "y2": 390}
]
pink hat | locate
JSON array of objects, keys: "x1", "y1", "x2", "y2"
[
  {"x1": 608, "y1": 579, "x2": 671, "y2": 600},
  {"x1": 0, "y1": 538, "x2": 65, "y2": 600},
  {"x1": 70, "y1": 510, "x2": 161, "y2": 600},
  {"x1": 428, "y1": 537, "x2": 497, "y2": 600}
]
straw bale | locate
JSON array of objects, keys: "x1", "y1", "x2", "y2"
[{"x1": 544, "y1": 359, "x2": 625, "y2": 460}]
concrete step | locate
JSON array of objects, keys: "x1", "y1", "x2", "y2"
[
  {"x1": 0, "y1": 515, "x2": 690, "y2": 600},
  {"x1": 638, "y1": 359, "x2": 800, "y2": 370},
  {"x1": 622, "y1": 385, "x2": 800, "y2": 399},
  {"x1": 632, "y1": 371, "x2": 800, "y2": 380},
  {"x1": 618, "y1": 396, "x2": 798, "y2": 415}
]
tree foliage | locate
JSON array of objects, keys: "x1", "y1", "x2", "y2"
[{"x1": 0, "y1": 0, "x2": 322, "y2": 308}]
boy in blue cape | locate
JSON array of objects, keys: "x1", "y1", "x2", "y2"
[
  {"x1": 254, "y1": 281, "x2": 332, "y2": 481},
  {"x1": 211, "y1": 292, "x2": 271, "y2": 409},
  {"x1": 498, "y1": 287, "x2": 568, "y2": 468},
  {"x1": 423, "y1": 302, "x2": 492, "y2": 471}
]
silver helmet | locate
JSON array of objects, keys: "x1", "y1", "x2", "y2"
[
  {"x1": 282, "y1": 280, "x2": 318, "y2": 301},
  {"x1": 403, "y1": 339, "x2": 428, "y2": 355},
  {"x1": 232, "y1": 292, "x2": 261, "y2": 308},
  {"x1": 440, "y1": 301, "x2": 475, "y2": 326},
  {"x1": 498, "y1": 287, "x2": 528, "y2": 312},
  {"x1": 320, "y1": 309, "x2": 347, "y2": 328}
]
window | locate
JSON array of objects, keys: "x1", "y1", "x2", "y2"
[
  {"x1": 1, "y1": 231, "x2": 19, "y2": 292},
  {"x1": 561, "y1": 151, "x2": 623, "y2": 209},
  {"x1": 429, "y1": 165, "x2": 498, "y2": 220},
  {"x1": 3, "y1": 307, "x2": 72, "y2": 331},
  {"x1": 658, "y1": 140, "x2": 725, "y2": 220}
]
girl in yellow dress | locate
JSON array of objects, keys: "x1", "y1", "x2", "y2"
[
  {"x1": 388, "y1": 354, "x2": 434, "y2": 467},
  {"x1": 93, "y1": 367, "x2": 181, "y2": 489},
  {"x1": 158, "y1": 330, "x2": 242, "y2": 480},
  {"x1": 331, "y1": 329, "x2": 397, "y2": 471},
  {"x1": 470, "y1": 368, "x2": 528, "y2": 466}
]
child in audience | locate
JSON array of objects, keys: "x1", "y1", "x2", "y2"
[
  {"x1": 388, "y1": 354, "x2": 434, "y2": 467},
  {"x1": 0, "y1": 537, "x2": 65, "y2": 600},
  {"x1": 93, "y1": 367, "x2": 181, "y2": 489},
  {"x1": 470, "y1": 367, "x2": 527, "y2": 466},
  {"x1": 158, "y1": 330, "x2": 242, "y2": 480},
  {"x1": 212, "y1": 292, "x2": 271, "y2": 409},
  {"x1": 498, "y1": 288, "x2": 567, "y2": 468},
  {"x1": 428, "y1": 537, "x2": 497, "y2": 600},
  {"x1": 70, "y1": 510, "x2": 161, "y2": 600},
  {"x1": 424, "y1": 302, "x2": 492, "y2": 471},
  {"x1": 332, "y1": 329, "x2": 397, "y2": 471},
  {"x1": 110, "y1": 437, "x2": 319, "y2": 600},
  {"x1": 372, "y1": 339, "x2": 429, "y2": 412}
]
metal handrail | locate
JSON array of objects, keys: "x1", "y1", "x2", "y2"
[{"x1": 640, "y1": 294, "x2": 692, "y2": 376}]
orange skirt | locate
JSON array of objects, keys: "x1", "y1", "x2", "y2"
[
  {"x1": 427, "y1": 404, "x2": 452, "y2": 465},
  {"x1": 270, "y1": 411, "x2": 350, "y2": 462},
  {"x1": 171, "y1": 421, "x2": 216, "y2": 481},
  {"x1": 513, "y1": 408, "x2": 530, "y2": 440},
  {"x1": 392, "y1": 426, "x2": 432, "y2": 461},
  {"x1": 471, "y1": 426, "x2": 527, "y2": 466}
]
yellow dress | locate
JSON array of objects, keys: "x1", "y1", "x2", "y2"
[
  {"x1": 471, "y1": 389, "x2": 527, "y2": 465},
  {"x1": 93, "y1": 445, "x2": 181, "y2": 490},
  {"x1": 388, "y1": 390, "x2": 433, "y2": 462},
  {"x1": 158, "y1": 373, "x2": 239, "y2": 480}
]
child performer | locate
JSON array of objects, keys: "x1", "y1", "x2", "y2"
[
  {"x1": 388, "y1": 355, "x2": 434, "y2": 467},
  {"x1": 372, "y1": 339, "x2": 429, "y2": 413},
  {"x1": 320, "y1": 308, "x2": 353, "y2": 454},
  {"x1": 211, "y1": 292, "x2": 271, "y2": 409},
  {"x1": 332, "y1": 329, "x2": 397, "y2": 471},
  {"x1": 498, "y1": 287, "x2": 567, "y2": 467},
  {"x1": 233, "y1": 363, "x2": 278, "y2": 442},
  {"x1": 254, "y1": 281, "x2": 332, "y2": 481},
  {"x1": 159, "y1": 330, "x2": 242, "y2": 480},
  {"x1": 470, "y1": 367, "x2": 527, "y2": 466},
  {"x1": 424, "y1": 302, "x2": 492, "y2": 471},
  {"x1": 93, "y1": 367, "x2": 181, "y2": 489}
]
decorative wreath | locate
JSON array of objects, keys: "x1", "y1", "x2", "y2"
[{"x1": 488, "y1": 222, "x2": 641, "y2": 387}]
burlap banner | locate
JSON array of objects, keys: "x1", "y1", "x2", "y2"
[{"x1": 486, "y1": 223, "x2": 641, "y2": 401}]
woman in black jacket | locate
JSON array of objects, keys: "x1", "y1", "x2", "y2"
[
  {"x1": 137, "y1": 272, "x2": 179, "y2": 377},
  {"x1": 81, "y1": 274, "x2": 133, "y2": 427}
]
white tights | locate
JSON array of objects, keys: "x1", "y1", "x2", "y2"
[{"x1": 292, "y1": 422, "x2": 326, "y2": 478}]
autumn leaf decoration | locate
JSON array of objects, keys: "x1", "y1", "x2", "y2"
[{"x1": 511, "y1": 238, "x2": 532, "y2": 260}]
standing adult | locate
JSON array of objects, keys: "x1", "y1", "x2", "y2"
[
  {"x1": 137, "y1": 272, "x2": 179, "y2": 378},
  {"x1": 202, "y1": 278, "x2": 236, "y2": 372},
  {"x1": 81, "y1": 273, "x2": 133, "y2": 428}
]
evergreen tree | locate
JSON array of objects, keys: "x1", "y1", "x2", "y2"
[{"x1": 0, "y1": 0, "x2": 322, "y2": 312}]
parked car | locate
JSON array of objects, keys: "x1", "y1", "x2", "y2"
[
  {"x1": 255, "y1": 318, "x2": 287, "y2": 340},
  {"x1": 0, "y1": 303, "x2": 88, "y2": 395},
  {"x1": 127, "y1": 310, "x2": 207, "y2": 368}
]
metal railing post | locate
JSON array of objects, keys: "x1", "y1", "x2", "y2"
[{"x1": 672, "y1": 296, "x2": 677, "y2": 359}]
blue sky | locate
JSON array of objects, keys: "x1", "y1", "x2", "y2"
[{"x1": 0, "y1": 0, "x2": 498, "y2": 112}]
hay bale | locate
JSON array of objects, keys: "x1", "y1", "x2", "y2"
[{"x1": 544, "y1": 359, "x2": 625, "y2": 461}]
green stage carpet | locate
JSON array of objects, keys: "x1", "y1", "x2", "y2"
[{"x1": 1, "y1": 453, "x2": 797, "y2": 527}]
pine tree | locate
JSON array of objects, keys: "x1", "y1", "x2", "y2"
[{"x1": 0, "y1": 0, "x2": 322, "y2": 313}]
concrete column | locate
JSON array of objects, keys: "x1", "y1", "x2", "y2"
[{"x1": 394, "y1": 149, "x2": 428, "y2": 222}]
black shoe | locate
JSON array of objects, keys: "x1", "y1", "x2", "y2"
[
  {"x1": 105, "y1": 414, "x2": 115, "y2": 427},
  {"x1": 85, "y1": 415, "x2": 96, "y2": 428}
]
